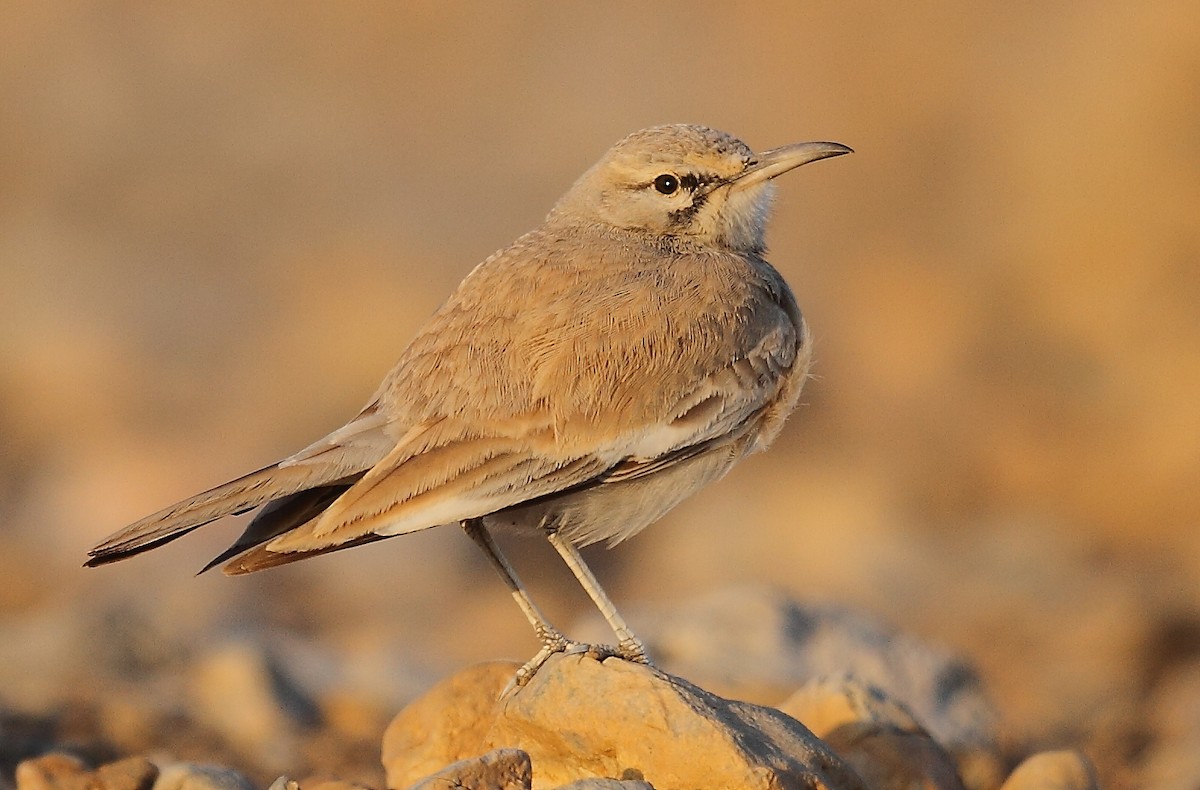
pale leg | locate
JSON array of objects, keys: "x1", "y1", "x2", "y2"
[
  {"x1": 461, "y1": 518, "x2": 582, "y2": 687},
  {"x1": 545, "y1": 530, "x2": 651, "y2": 664}
]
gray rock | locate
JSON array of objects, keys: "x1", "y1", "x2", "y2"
[
  {"x1": 580, "y1": 585, "x2": 999, "y2": 759},
  {"x1": 153, "y1": 762, "x2": 256, "y2": 790},
  {"x1": 404, "y1": 748, "x2": 531, "y2": 790},
  {"x1": 186, "y1": 639, "x2": 321, "y2": 771},
  {"x1": 265, "y1": 777, "x2": 375, "y2": 790}
]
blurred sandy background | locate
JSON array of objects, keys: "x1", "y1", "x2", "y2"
[{"x1": 1, "y1": 2, "x2": 1198, "y2": 788}]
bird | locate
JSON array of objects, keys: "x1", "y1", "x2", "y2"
[{"x1": 87, "y1": 124, "x2": 852, "y2": 686}]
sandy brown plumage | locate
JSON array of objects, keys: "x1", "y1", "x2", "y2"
[{"x1": 87, "y1": 124, "x2": 850, "y2": 683}]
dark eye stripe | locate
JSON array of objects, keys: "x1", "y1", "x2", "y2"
[
  {"x1": 638, "y1": 172, "x2": 719, "y2": 193},
  {"x1": 668, "y1": 190, "x2": 709, "y2": 226}
]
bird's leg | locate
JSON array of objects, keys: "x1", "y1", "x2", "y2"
[
  {"x1": 460, "y1": 518, "x2": 583, "y2": 689},
  {"x1": 545, "y1": 529, "x2": 652, "y2": 665}
]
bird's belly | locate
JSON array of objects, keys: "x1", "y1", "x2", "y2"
[{"x1": 483, "y1": 441, "x2": 745, "y2": 548}]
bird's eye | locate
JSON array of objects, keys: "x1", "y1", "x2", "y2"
[{"x1": 653, "y1": 174, "x2": 680, "y2": 195}]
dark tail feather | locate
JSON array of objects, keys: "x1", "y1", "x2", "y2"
[
  {"x1": 84, "y1": 524, "x2": 210, "y2": 567},
  {"x1": 197, "y1": 481, "x2": 356, "y2": 574},
  {"x1": 86, "y1": 462, "x2": 332, "y2": 567},
  {"x1": 220, "y1": 532, "x2": 390, "y2": 575}
]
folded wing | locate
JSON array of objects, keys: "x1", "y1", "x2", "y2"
[
  {"x1": 84, "y1": 407, "x2": 392, "y2": 567},
  {"x1": 240, "y1": 324, "x2": 799, "y2": 566}
]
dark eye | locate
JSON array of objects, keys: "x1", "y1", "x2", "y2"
[{"x1": 653, "y1": 174, "x2": 679, "y2": 195}]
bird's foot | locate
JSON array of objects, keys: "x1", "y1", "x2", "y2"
[
  {"x1": 616, "y1": 634, "x2": 653, "y2": 666},
  {"x1": 501, "y1": 628, "x2": 584, "y2": 697},
  {"x1": 501, "y1": 632, "x2": 652, "y2": 698}
]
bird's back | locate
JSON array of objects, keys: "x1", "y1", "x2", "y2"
[{"x1": 373, "y1": 222, "x2": 808, "y2": 451}]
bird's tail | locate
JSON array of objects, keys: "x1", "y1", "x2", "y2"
[{"x1": 85, "y1": 462, "x2": 340, "y2": 567}]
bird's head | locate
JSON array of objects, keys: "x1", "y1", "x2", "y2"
[{"x1": 549, "y1": 124, "x2": 851, "y2": 254}]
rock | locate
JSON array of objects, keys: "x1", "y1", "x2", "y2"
[
  {"x1": 999, "y1": 751, "x2": 1098, "y2": 790},
  {"x1": 779, "y1": 674, "x2": 926, "y2": 735},
  {"x1": 270, "y1": 779, "x2": 376, "y2": 790},
  {"x1": 296, "y1": 779, "x2": 377, "y2": 790},
  {"x1": 187, "y1": 640, "x2": 321, "y2": 770},
  {"x1": 382, "y1": 662, "x2": 516, "y2": 783},
  {"x1": 15, "y1": 753, "x2": 88, "y2": 790},
  {"x1": 552, "y1": 780, "x2": 654, "y2": 790},
  {"x1": 383, "y1": 654, "x2": 867, "y2": 790},
  {"x1": 780, "y1": 675, "x2": 967, "y2": 790},
  {"x1": 583, "y1": 586, "x2": 1001, "y2": 786},
  {"x1": 266, "y1": 632, "x2": 436, "y2": 733},
  {"x1": 820, "y1": 723, "x2": 964, "y2": 790},
  {"x1": 93, "y1": 757, "x2": 159, "y2": 790},
  {"x1": 266, "y1": 778, "x2": 375, "y2": 790},
  {"x1": 1138, "y1": 663, "x2": 1200, "y2": 790},
  {"x1": 404, "y1": 748, "x2": 532, "y2": 790},
  {"x1": 593, "y1": 587, "x2": 998, "y2": 751},
  {"x1": 15, "y1": 755, "x2": 158, "y2": 790},
  {"x1": 154, "y1": 762, "x2": 257, "y2": 790}
]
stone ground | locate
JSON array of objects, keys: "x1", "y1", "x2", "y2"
[
  {"x1": 2, "y1": 4, "x2": 1199, "y2": 789},
  {"x1": 3, "y1": 588, "x2": 1107, "y2": 790}
]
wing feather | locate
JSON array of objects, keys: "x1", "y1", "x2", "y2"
[
  {"x1": 260, "y1": 326, "x2": 798, "y2": 557},
  {"x1": 85, "y1": 407, "x2": 391, "y2": 566}
]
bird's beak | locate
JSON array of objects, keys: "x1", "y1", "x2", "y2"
[{"x1": 726, "y1": 141, "x2": 853, "y2": 192}]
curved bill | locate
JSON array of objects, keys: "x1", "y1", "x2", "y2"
[{"x1": 728, "y1": 141, "x2": 854, "y2": 191}]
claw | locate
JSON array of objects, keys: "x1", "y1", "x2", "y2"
[
  {"x1": 582, "y1": 643, "x2": 619, "y2": 660},
  {"x1": 534, "y1": 625, "x2": 573, "y2": 654},
  {"x1": 617, "y1": 635, "x2": 652, "y2": 665},
  {"x1": 500, "y1": 644, "x2": 557, "y2": 699},
  {"x1": 500, "y1": 627, "x2": 586, "y2": 699},
  {"x1": 500, "y1": 634, "x2": 651, "y2": 699}
]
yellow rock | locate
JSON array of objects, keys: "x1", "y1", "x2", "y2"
[
  {"x1": 383, "y1": 655, "x2": 866, "y2": 790},
  {"x1": 15, "y1": 755, "x2": 157, "y2": 790},
  {"x1": 1000, "y1": 751, "x2": 1098, "y2": 790},
  {"x1": 779, "y1": 675, "x2": 983, "y2": 790}
]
